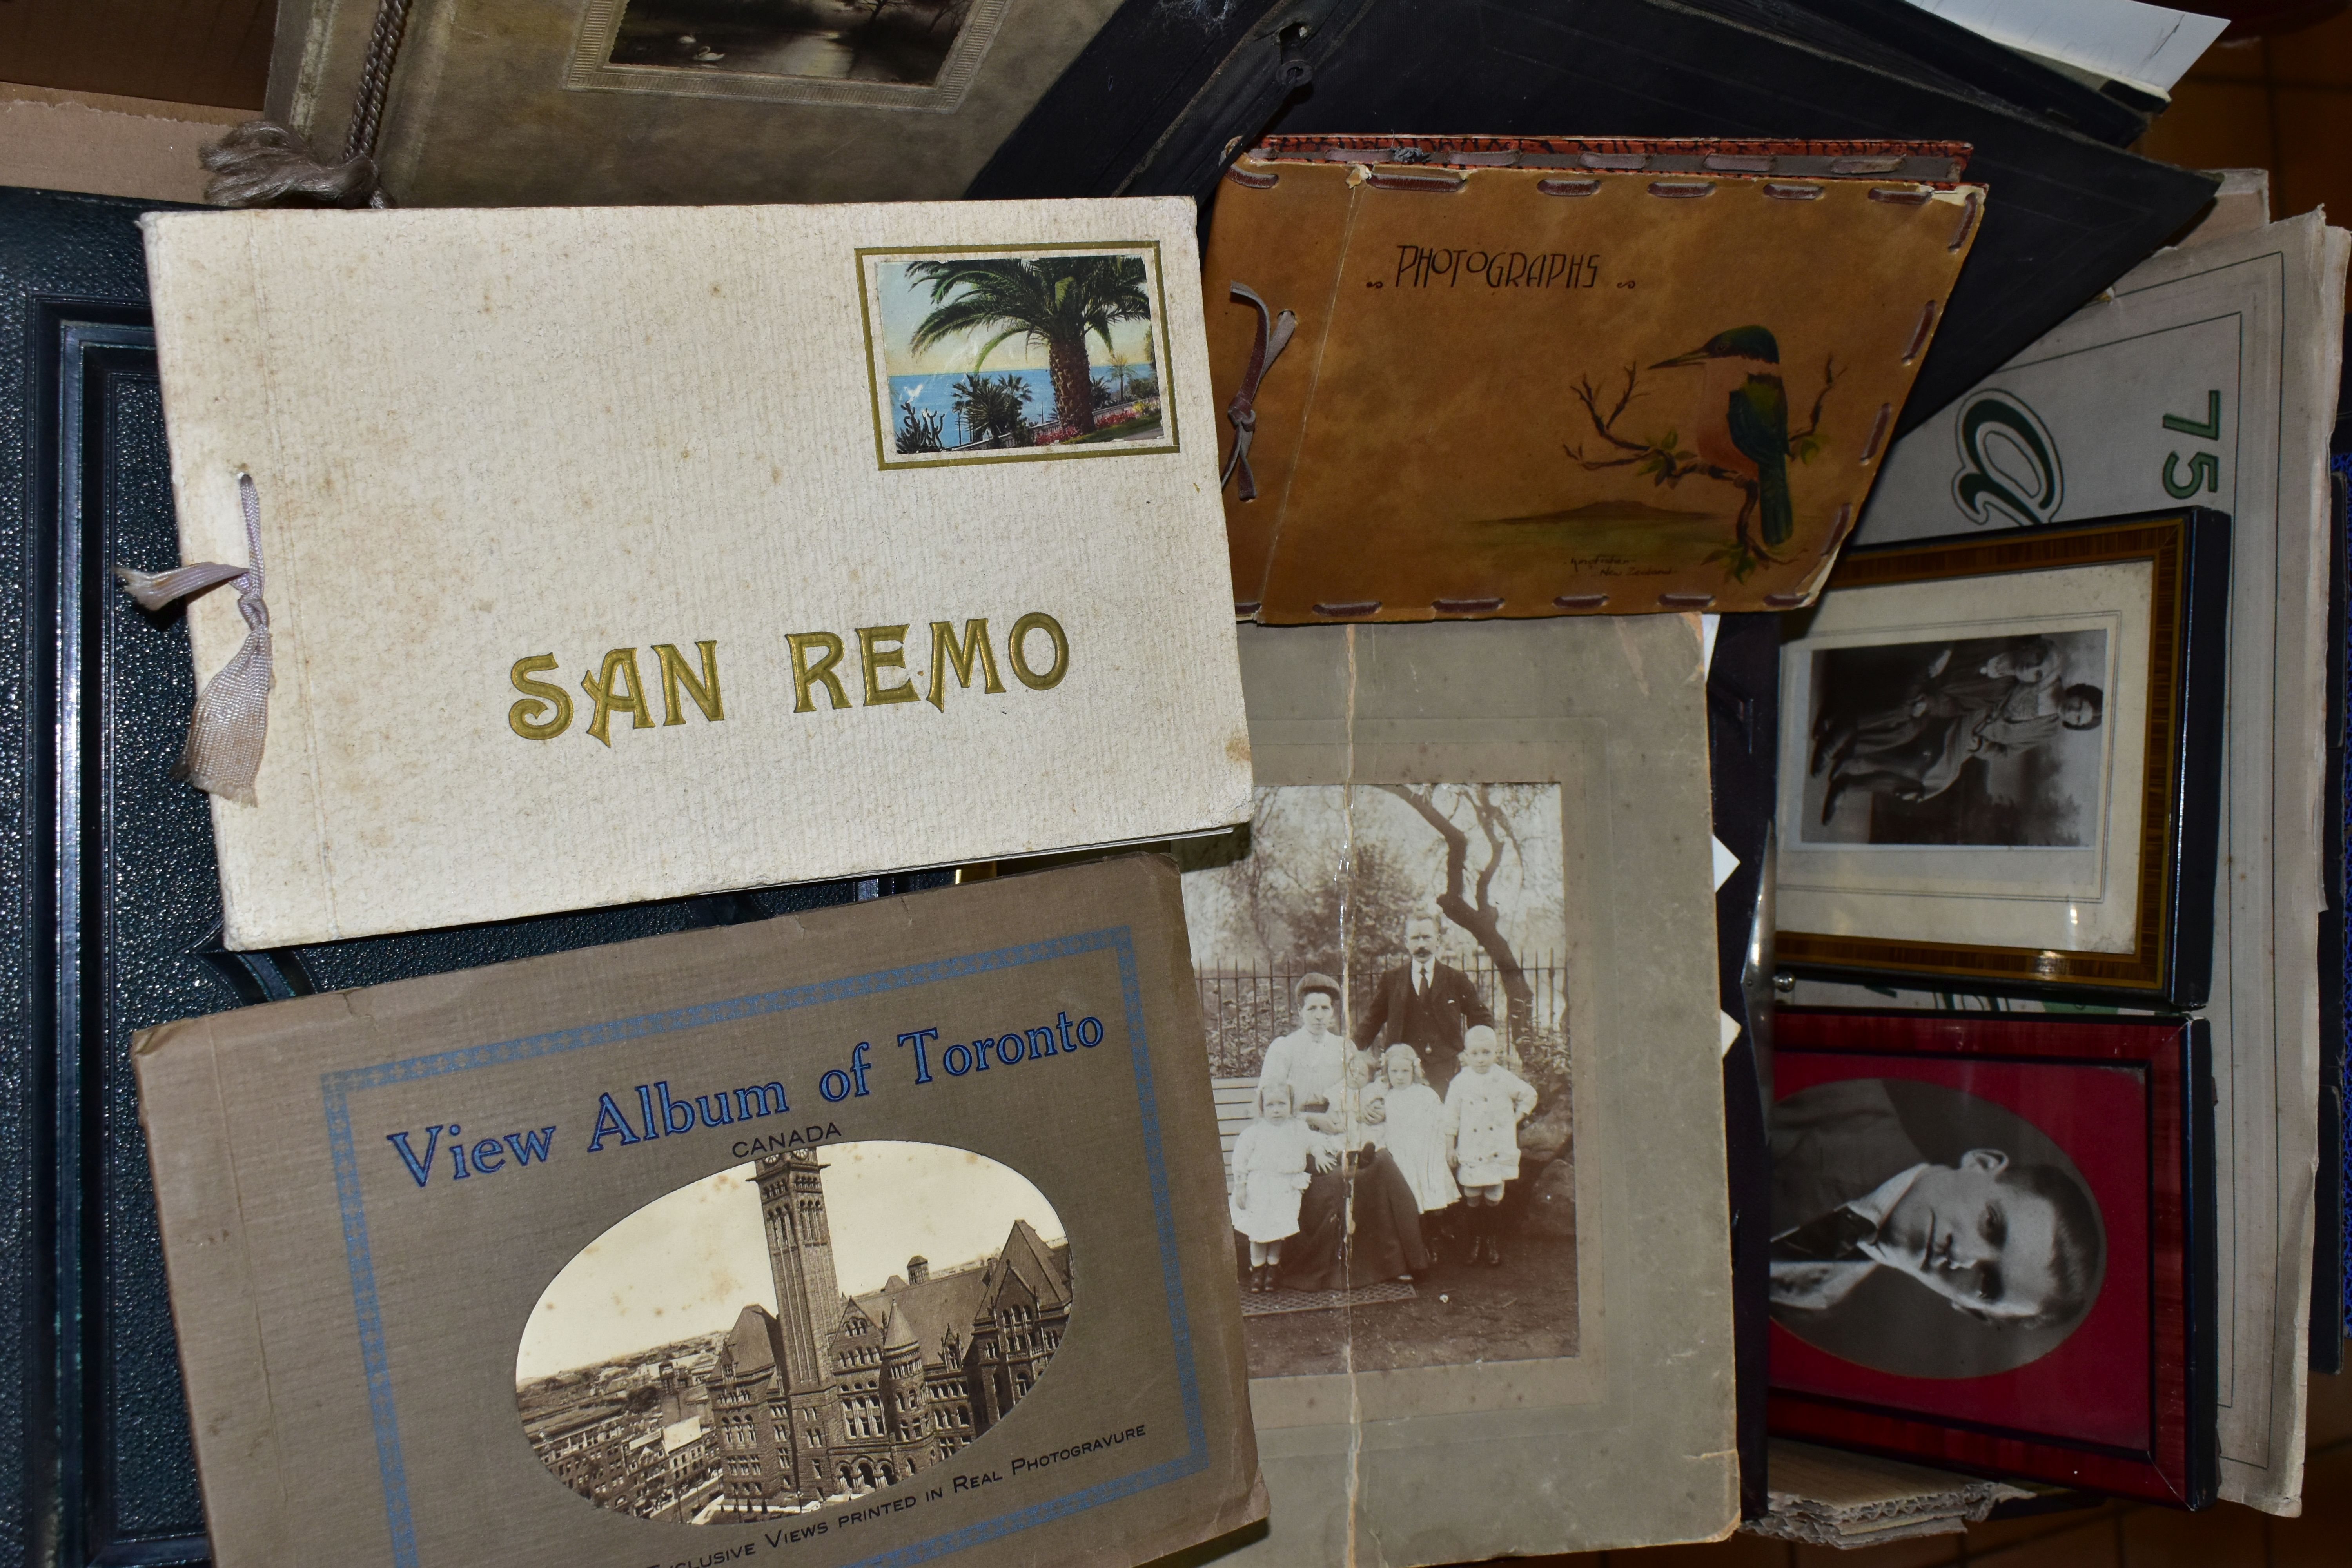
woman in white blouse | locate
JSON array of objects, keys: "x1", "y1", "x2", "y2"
[
  {"x1": 1256, "y1": 974, "x2": 1355, "y2": 1145},
  {"x1": 1252, "y1": 973, "x2": 1431, "y2": 1289}
]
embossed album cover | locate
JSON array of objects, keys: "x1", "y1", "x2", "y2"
[
  {"x1": 1202, "y1": 136, "x2": 1986, "y2": 622},
  {"x1": 134, "y1": 857, "x2": 1263, "y2": 1568},
  {"x1": 136, "y1": 199, "x2": 1249, "y2": 949}
]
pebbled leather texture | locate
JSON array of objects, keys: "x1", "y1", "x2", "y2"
[
  {"x1": 2, "y1": 185, "x2": 911, "y2": 1568},
  {"x1": 0, "y1": 184, "x2": 169, "y2": 1568}
]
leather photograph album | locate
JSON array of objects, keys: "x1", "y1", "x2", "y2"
[
  {"x1": 1203, "y1": 135, "x2": 1984, "y2": 622},
  {"x1": 977, "y1": 0, "x2": 2220, "y2": 443}
]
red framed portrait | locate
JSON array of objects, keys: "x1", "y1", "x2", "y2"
[{"x1": 1766, "y1": 1009, "x2": 2214, "y2": 1506}]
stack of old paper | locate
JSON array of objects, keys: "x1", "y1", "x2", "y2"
[{"x1": 1746, "y1": 1439, "x2": 2031, "y2": 1548}]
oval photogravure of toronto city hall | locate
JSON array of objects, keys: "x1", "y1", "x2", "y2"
[{"x1": 514, "y1": 1141, "x2": 1072, "y2": 1522}]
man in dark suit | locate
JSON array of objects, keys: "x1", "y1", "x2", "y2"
[
  {"x1": 1771, "y1": 1078, "x2": 2104, "y2": 1333},
  {"x1": 1352, "y1": 911, "x2": 1493, "y2": 1094}
]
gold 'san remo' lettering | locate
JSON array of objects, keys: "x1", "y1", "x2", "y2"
[
  {"x1": 506, "y1": 614, "x2": 1069, "y2": 742},
  {"x1": 508, "y1": 640, "x2": 724, "y2": 744},
  {"x1": 788, "y1": 613, "x2": 1069, "y2": 714}
]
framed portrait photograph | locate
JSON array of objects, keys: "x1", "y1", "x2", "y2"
[
  {"x1": 1767, "y1": 1008, "x2": 2215, "y2": 1505},
  {"x1": 1776, "y1": 509, "x2": 2230, "y2": 1004}
]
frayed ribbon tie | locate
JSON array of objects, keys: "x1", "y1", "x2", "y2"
[
  {"x1": 1221, "y1": 282, "x2": 1296, "y2": 502},
  {"x1": 113, "y1": 475, "x2": 273, "y2": 806},
  {"x1": 200, "y1": 121, "x2": 382, "y2": 209}
]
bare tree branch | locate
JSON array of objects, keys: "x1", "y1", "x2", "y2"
[
  {"x1": 1464, "y1": 787, "x2": 1522, "y2": 913},
  {"x1": 1378, "y1": 783, "x2": 1468, "y2": 900},
  {"x1": 1568, "y1": 368, "x2": 1653, "y2": 456},
  {"x1": 1562, "y1": 446, "x2": 1651, "y2": 472},
  {"x1": 1561, "y1": 365, "x2": 1755, "y2": 490},
  {"x1": 1376, "y1": 784, "x2": 1536, "y2": 1050},
  {"x1": 1790, "y1": 355, "x2": 1839, "y2": 444}
]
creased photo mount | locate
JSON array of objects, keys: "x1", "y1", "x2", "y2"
[
  {"x1": 1161, "y1": 617, "x2": 1738, "y2": 1563},
  {"x1": 134, "y1": 857, "x2": 1263, "y2": 1568}
]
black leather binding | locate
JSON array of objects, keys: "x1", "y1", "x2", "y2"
[
  {"x1": 1708, "y1": 613, "x2": 1779, "y2": 1517},
  {"x1": 968, "y1": 0, "x2": 2219, "y2": 437},
  {"x1": 0, "y1": 186, "x2": 911, "y2": 1567}
]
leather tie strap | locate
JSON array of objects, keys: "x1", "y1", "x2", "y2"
[
  {"x1": 114, "y1": 474, "x2": 275, "y2": 806},
  {"x1": 1221, "y1": 281, "x2": 1297, "y2": 502}
]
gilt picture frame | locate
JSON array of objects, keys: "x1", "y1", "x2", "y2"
[
  {"x1": 1775, "y1": 510, "x2": 2230, "y2": 1005},
  {"x1": 1768, "y1": 1008, "x2": 2216, "y2": 1506}
]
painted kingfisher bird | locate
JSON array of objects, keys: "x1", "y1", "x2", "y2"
[{"x1": 1651, "y1": 325, "x2": 1792, "y2": 550}]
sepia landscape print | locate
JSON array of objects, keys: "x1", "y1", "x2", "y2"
[
  {"x1": 516, "y1": 1142, "x2": 1070, "y2": 1523},
  {"x1": 863, "y1": 247, "x2": 1170, "y2": 465},
  {"x1": 608, "y1": 0, "x2": 979, "y2": 87}
]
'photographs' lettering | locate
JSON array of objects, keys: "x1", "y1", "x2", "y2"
[{"x1": 1394, "y1": 245, "x2": 1601, "y2": 290}]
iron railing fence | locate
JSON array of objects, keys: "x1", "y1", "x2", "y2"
[{"x1": 1194, "y1": 955, "x2": 1569, "y2": 1082}]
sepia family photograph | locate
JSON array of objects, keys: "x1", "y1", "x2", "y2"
[
  {"x1": 514, "y1": 1142, "x2": 1069, "y2": 1523},
  {"x1": 1179, "y1": 783, "x2": 1577, "y2": 1380},
  {"x1": 608, "y1": 0, "x2": 979, "y2": 87},
  {"x1": 1801, "y1": 630, "x2": 2110, "y2": 848},
  {"x1": 865, "y1": 248, "x2": 1167, "y2": 461},
  {"x1": 1771, "y1": 1076, "x2": 2109, "y2": 1381}
]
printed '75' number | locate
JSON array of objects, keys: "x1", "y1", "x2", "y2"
[{"x1": 2162, "y1": 390, "x2": 2221, "y2": 499}]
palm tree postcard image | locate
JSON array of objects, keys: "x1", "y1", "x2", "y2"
[{"x1": 860, "y1": 247, "x2": 1174, "y2": 466}]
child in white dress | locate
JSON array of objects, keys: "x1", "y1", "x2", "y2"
[
  {"x1": 1229, "y1": 1083, "x2": 1323, "y2": 1292},
  {"x1": 1444, "y1": 1026, "x2": 1538, "y2": 1267},
  {"x1": 1374, "y1": 1043, "x2": 1458, "y2": 1217}
]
